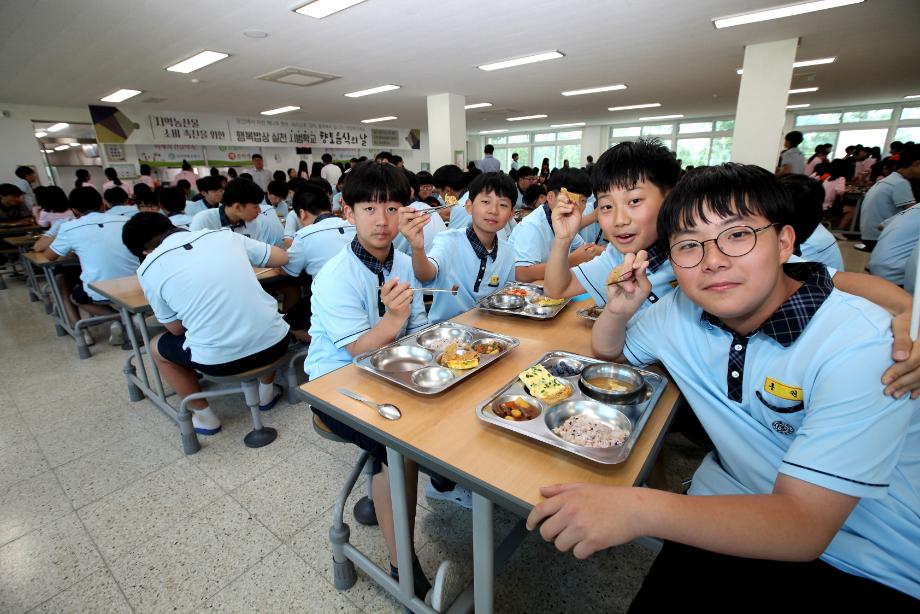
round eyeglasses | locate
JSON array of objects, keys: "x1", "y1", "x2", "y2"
[{"x1": 668, "y1": 223, "x2": 779, "y2": 269}]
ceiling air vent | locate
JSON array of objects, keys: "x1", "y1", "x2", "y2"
[
  {"x1": 141, "y1": 97, "x2": 168, "y2": 104},
  {"x1": 256, "y1": 66, "x2": 341, "y2": 87}
]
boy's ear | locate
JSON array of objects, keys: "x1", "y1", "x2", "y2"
[
  {"x1": 545, "y1": 191, "x2": 556, "y2": 206},
  {"x1": 343, "y1": 203, "x2": 355, "y2": 224},
  {"x1": 777, "y1": 224, "x2": 796, "y2": 260}
]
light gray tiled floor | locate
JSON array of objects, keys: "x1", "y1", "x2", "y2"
[{"x1": 0, "y1": 274, "x2": 710, "y2": 613}]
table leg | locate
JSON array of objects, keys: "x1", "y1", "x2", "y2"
[
  {"x1": 135, "y1": 312, "x2": 167, "y2": 401},
  {"x1": 848, "y1": 194, "x2": 864, "y2": 233},
  {"x1": 42, "y1": 265, "x2": 70, "y2": 337},
  {"x1": 385, "y1": 447, "x2": 418, "y2": 607},
  {"x1": 472, "y1": 492, "x2": 494, "y2": 614},
  {"x1": 18, "y1": 248, "x2": 40, "y2": 302}
]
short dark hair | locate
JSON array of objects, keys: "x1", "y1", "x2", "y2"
[
  {"x1": 896, "y1": 143, "x2": 920, "y2": 169},
  {"x1": 592, "y1": 138, "x2": 680, "y2": 197},
  {"x1": 523, "y1": 184, "x2": 547, "y2": 208},
  {"x1": 104, "y1": 187, "x2": 128, "y2": 204},
  {"x1": 321, "y1": 153, "x2": 332, "y2": 164},
  {"x1": 176, "y1": 179, "x2": 191, "y2": 191},
  {"x1": 546, "y1": 168, "x2": 592, "y2": 198},
  {"x1": 785, "y1": 131, "x2": 804, "y2": 147},
  {"x1": 374, "y1": 151, "x2": 393, "y2": 163},
  {"x1": 511, "y1": 153, "x2": 519, "y2": 159},
  {"x1": 0, "y1": 183, "x2": 23, "y2": 197},
  {"x1": 291, "y1": 182, "x2": 333, "y2": 217},
  {"x1": 890, "y1": 141, "x2": 904, "y2": 153},
  {"x1": 122, "y1": 212, "x2": 175, "y2": 260},
  {"x1": 139, "y1": 163, "x2": 151, "y2": 175},
  {"x1": 266, "y1": 180, "x2": 288, "y2": 198},
  {"x1": 308, "y1": 177, "x2": 333, "y2": 197},
  {"x1": 133, "y1": 182, "x2": 152, "y2": 203},
  {"x1": 158, "y1": 187, "x2": 186, "y2": 214},
  {"x1": 272, "y1": 170, "x2": 287, "y2": 183},
  {"x1": 342, "y1": 161, "x2": 409, "y2": 207},
  {"x1": 416, "y1": 170, "x2": 434, "y2": 186},
  {"x1": 287, "y1": 177, "x2": 308, "y2": 193},
  {"x1": 657, "y1": 163, "x2": 795, "y2": 245},
  {"x1": 828, "y1": 158, "x2": 853, "y2": 181},
  {"x1": 238, "y1": 172, "x2": 253, "y2": 182},
  {"x1": 222, "y1": 178, "x2": 264, "y2": 206},
  {"x1": 467, "y1": 172, "x2": 517, "y2": 204},
  {"x1": 432, "y1": 164, "x2": 468, "y2": 192},
  {"x1": 251, "y1": 153, "x2": 263, "y2": 160},
  {"x1": 181, "y1": 160, "x2": 192, "y2": 171},
  {"x1": 15, "y1": 166, "x2": 34, "y2": 179},
  {"x1": 777, "y1": 175, "x2": 824, "y2": 247},
  {"x1": 484, "y1": 144, "x2": 495, "y2": 154},
  {"x1": 68, "y1": 186, "x2": 103, "y2": 213},
  {"x1": 402, "y1": 169, "x2": 419, "y2": 198},
  {"x1": 516, "y1": 166, "x2": 536, "y2": 179},
  {"x1": 35, "y1": 185, "x2": 69, "y2": 213},
  {"x1": 392, "y1": 155, "x2": 403, "y2": 165},
  {"x1": 196, "y1": 176, "x2": 222, "y2": 193}
]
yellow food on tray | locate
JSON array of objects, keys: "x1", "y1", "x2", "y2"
[
  {"x1": 534, "y1": 296, "x2": 565, "y2": 307},
  {"x1": 518, "y1": 365, "x2": 572, "y2": 404},
  {"x1": 438, "y1": 342, "x2": 480, "y2": 370}
]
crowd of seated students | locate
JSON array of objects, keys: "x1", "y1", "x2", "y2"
[{"x1": 3, "y1": 136, "x2": 919, "y2": 609}]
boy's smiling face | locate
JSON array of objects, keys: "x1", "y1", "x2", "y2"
[
  {"x1": 345, "y1": 200, "x2": 401, "y2": 253},
  {"x1": 469, "y1": 190, "x2": 514, "y2": 237},
  {"x1": 596, "y1": 179, "x2": 666, "y2": 254}
]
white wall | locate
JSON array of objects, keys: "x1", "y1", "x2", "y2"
[{"x1": 0, "y1": 103, "x2": 92, "y2": 184}]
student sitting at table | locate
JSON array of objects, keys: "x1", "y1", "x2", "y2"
[
  {"x1": 280, "y1": 181, "x2": 356, "y2": 342},
  {"x1": 122, "y1": 213, "x2": 290, "y2": 435},
  {"x1": 158, "y1": 187, "x2": 194, "y2": 228},
  {"x1": 529, "y1": 163, "x2": 920, "y2": 608},
  {"x1": 392, "y1": 169, "x2": 446, "y2": 256},
  {"x1": 513, "y1": 166, "x2": 538, "y2": 209},
  {"x1": 304, "y1": 161, "x2": 435, "y2": 601},
  {"x1": 34, "y1": 185, "x2": 74, "y2": 228},
  {"x1": 859, "y1": 143, "x2": 919, "y2": 251},
  {"x1": 868, "y1": 201, "x2": 920, "y2": 287},
  {"x1": 184, "y1": 176, "x2": 223, "y2": 217},
  {"x1": 190, "y1": 178, "x2": 264, "y2": 240},
  {"x1": 103, "y1": 187, "x2": 138, "y2": 217},
  {"x1": 432, "y1": 164, "x2": 468, "y2": 225},
  {"x1": 510, "y1": 167, "x2": 601, "y2": 283},
  {"x1": 0, "y1": 183, "x2": 31, "y2": 221},
  {"x1": 265, "y1": 179, "x2": 289, "y2": 218},
  {"x1": 778, "y1": 174, "x2": 844, "y2": 271},
  {"x1": 282, "y1": 177, "x2": 319, "y2": 247},
  {"x1": 255, "y1": 180, "x2": 286, "y2": 247},
  {"x1": 44, "y1": 186, "x2": 139, "y2": 346}
]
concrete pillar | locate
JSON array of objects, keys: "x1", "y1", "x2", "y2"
[
  {"x1": 426, "y1": 93, "x2": 466, "y2": 170},
  {"x1": 730, "y1": 38, "x2": 798, "y2": 170}
]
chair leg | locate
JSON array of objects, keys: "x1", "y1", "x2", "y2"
[
  {"x1": 353, "y1": 457, "x2": 378, "y2": 526},
  {"x1": 329, "y1": 450, "x2": 369, "y2": 591},
  {"x1": 241, "y1": 380, "x2": 277, "y2": 448}
]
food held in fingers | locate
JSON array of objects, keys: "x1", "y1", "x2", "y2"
[{"x1": 606, "y1": 264, "x2": 634, "y2": 286}]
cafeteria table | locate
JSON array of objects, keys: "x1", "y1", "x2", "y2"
[
  {"x1": 5, "y1": 235, "x2": 50, "y2": 308},
  {"x1": 298, "y1": 298, "x2": 682, "y2": 613}
]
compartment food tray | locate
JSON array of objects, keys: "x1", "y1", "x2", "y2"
[{"x1": 476, "y1": 282, "x2": 571, "y2": 320}]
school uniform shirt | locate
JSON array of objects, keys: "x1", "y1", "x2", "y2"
[
  {"x1": 423, "y1": 226, "x2": 515, "y2": 324},
  {"x1": 447, "y1": 193, "x2": 471, "y2": 230},
  {"x1": 271, "y1": 198, "x2": 289, "y2": 218},
  {"x1": 622, "y1": 263, "x2": 920, "y2": 598},
  {"x1": 11, "y1": 176, "x2": 35, "y2": 209},
  {"x1": 578, "y1": 196, "x2": 605, "y2": 246},
  {"x1": 305, "y1": 239, "x2": 429, "y2": 379},
  {"x1": 799, "y1": 224, "x2": 844, "y2": 271},
  {"x1": 42, "y1": 217, "x2": 68, "y2": 238},
  {"x1": 868, "y1": 204, "x2": 920, "y2": 286},
  {"x1": 105, "y1": 204, "x2": 138, "y2": 217},
  {"x1": 822, "y1": 177, "x2": 846, "y2": 210},
  {"x1": 101, "y1": 180, "x2": 127, "y2": 193},
  {"x1": 903, "y1": 240, "x2": 918, "y2": 293},
  {"x1": 184, "y1": 200, "x2": 208, "y2": 217},
  {"x1": 49, "y1": 212, "x2": 140, "y2": 301},
  {"x1": 393, "y1": 201, "x2": 447, "y2": 256},
  {"x1": 37, "y1": 210, "x2": 73, "y2": 229},
  {"x1": 137, "y1": 228, "x2": 289, "y2": 365},
  {"x1": 257, "y1": 204, "x2": 285, "y2": 247},
  {"x1": 803, "y1": 157, "x2": 824, "y2": 177},
  {"x1": 166, "y1": 212, "x2": 194, "y2": 228},
  {"x1": 189, "y1": 205, "x2": 263, "y2": 240},
  {"x1": 573, "y1": 242, "x2": 676, "y2": 309},
  {"x1": 134, "y1": 175, "x2": 155, "y2": 191},
  {"x1": 283, "y1": 214, "x2": 355, "y2": 277},
  {"x1": 860, "y1": 172, "x2": 916, "y2": 241},
  {"x1": 331, "y1": 193, "x2": 343, "y2": 213},
  {"x1": 320, "y1": 163, "x2": 342, "y2": 189},
  {"x1": 283, "y1": 210, "x2": 302, "y2": 240},
  {"x1": 510, "y1": 203, "x2": 585, "y2": 268},
  {"x1": 779, "y1": 146, "x2": 805, "y2": 175}
]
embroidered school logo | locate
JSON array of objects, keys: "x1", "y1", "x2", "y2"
[
  {"x1": 771, "y1": 420, "x2": 795, "y2": 435},
  {"x1": 488, "y1": 275, "x2": 499, "y2": 287}
]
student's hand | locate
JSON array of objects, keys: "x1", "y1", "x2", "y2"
[
  {"x1": 526, "y1": 483, "x2": 641, "y2": 559},
  {"x1": 380, "y1": 277, "x2": 414, "y2": 321},
  {"x1": 551, "y1": 202, "x2": 582, "y2": 241},
  {"x1": 603, "y1": 250, "x2": 651, "y2": 318},
  {"x1": 568, "y1": 243, "x2": 601, "y2": 266},
  {"x1": 882, "y1": 311, "x2": 920, "y2": 399},
  {"x1": 398, "y1": 207, "x2": 429, "y2": 251}
]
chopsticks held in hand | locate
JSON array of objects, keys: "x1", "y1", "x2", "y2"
[
  {"x1": 425, "y1": 201, "x2": 462, "y2": 213},
  {"x1": 377, "y1": 284, "x2": 460, "y2": 295}
]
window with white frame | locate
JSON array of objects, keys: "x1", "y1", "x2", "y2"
[
  {"x1": 792, "y1": 104, "x2": 918, "y2": 159},
  {"x1": 486, "y1": 130, "x2": 582, "y2": 171},
  {"x1": 608, "y1": 118, "x2": 733, "y2": 167}
]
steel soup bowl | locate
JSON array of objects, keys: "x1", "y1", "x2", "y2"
[{"x1": 578, "y1": 362, "x2": 644, "y2": 403}]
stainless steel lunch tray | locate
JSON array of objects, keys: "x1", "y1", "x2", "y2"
[
  {"x1": 476, "y1": 351, "x2": 668, "y2": 464},
  {"x1": 353, "y1": 322, "x2": 519, "y2": 395},
  {"x1": 576, "y1": 305, "x2": 603, "y2": 322},
  {"x1": 476, "y1": 282, "x2": 571, "y2": 320}
]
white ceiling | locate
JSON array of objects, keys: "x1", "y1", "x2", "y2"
[{"x1": 1, "y1": 0, "x2": 918, "y2": 134}]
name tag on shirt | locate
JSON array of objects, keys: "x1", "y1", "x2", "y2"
[
  {"x1": 488, "y1": 274, "x2": 499, "y2": 287},
  {"x1": 764, "y1": 377, "x2": 802, "y2": 401}
]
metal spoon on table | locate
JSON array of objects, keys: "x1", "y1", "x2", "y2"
[{"x1": 337, "y1": 388, "x2": 402, "y2": 420}]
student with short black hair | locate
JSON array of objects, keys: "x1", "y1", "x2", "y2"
[
  {"x1": 480, "y1": 144, "x2": 501, "y2": 173},
  {"x1": 860, "y1": 143, "x2": 920, "y2": 250},
  {"x1": 374, "y1": 151, "x2": 393, "y2": 165},
  {"x1": 777, "y1": 130, "x2": 806, "y2": 176},
  {"x1": 0, "y1": 183, "x2": 30, "y2": 220},
  {"x1": 103, "y1": 187, "x2": 137, "y2": 217},
  {"x1": 530, "y1": 163, "x2": 920, "y2": 609},
  {"x1": 777, "y1": 174, "x2": 844, "y2": 270},
  {"x1": 135, "y1": 163, "x2": 158, "y2": 192},
  {"x1": 416, "y1": 171, "x2": 435, "y2": 201},
  {"x1": 522, "y1": 183, "x2": 547, "y2": 210},
  {"x1": 514, "y1": 166, "x2": 538, "y2": 209},
  {"x1": 186, "y1": 176, "x2": 224, "y2": 217},
  {"x1": 158, "y1": 187, "x2": 194, "y2": 227},
  {"x1": 272, "y1": 169, "x2": 287, "y2": 184},
  {"x1": 123, "y1": 212, "x2": 290, "y2": 435},
  {"x1": 13, "y1": 165, "x2": 37, "y2": 210},
  {"x1": 393, "y1": 169, "x2": 446, "y2": 256},
  {"x1": 190, "y1": 178, "x2": 264, "y2": 240},
  {"x1": 255, "y1": 180, "x2": 287, "y2": 247}
]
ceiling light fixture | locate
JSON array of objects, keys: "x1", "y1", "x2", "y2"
[
  {"x1": 608, "y1": 103, "x2": 661, "y2": 112},
  {"x1": 561, "y1": 84, "x2": 627, "y2": 96},
  {"x1": 361, "y1": 116, "x2": 397, "y2": 123},
  {"x1": 261, "y1": 105, "x2": 301, "y2": 115},
  {"x1": 507, "y1": 114, "x2": 548, "y2": 121},
  {"x1": 789, "y1": 87, "x2": 819, "y2": 94},
  {"x1": 479, "y1": 129, "x2": 508, "y2": 134},
  {"x1": 465, "y1": 102, "x2": 493, "y2": 109},
  {"x1": 34, "y1": 131, "x2": 47, "y2": 138},
  {"x1": 166, "y1": 50, "x2": 229, "y2": 74},
  {"x1": 905, "y1": 94, "x2": 920, "y2": 100},
  {"x1": 713, "y1": 0, "x2": 863, "y2": 29},
  {"x1": 100, "y1": 89, "x2": 142, "y2": 103},
  {"x1": 69, "y1": 143, "x2": 81, "y2": 147},
  {"x1": 639, "y1": 114, "x2": 684, "y2": 121},
  {"x1": 293, "y1": 0, "x2": 368, "y2": 18},
  {"x1": 344, "y1": 84, "x2": 400, "y2": 98},
  {"x1": 53, "y1": 145, "x2": 69, "y2": 151},
  {"x1": 786, "y1": 103, "x2": 811, "y2": 109},
  {"x1": 47, "y1": 123, "x2": 69, "y2": 132},
  {"x1": 478, "y1": 50, "x2": 564, "y2": 72},
  {"x1": 737, "y1": 56, "x2": 836, "y2": 74},
  {"x1": 549, "y1": 122, "x2": 586, "y2": 128}
]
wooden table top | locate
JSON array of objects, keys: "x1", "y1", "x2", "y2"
[
  {"x1": 89, "y1": 267, "x2": 285, "y2": 313},
  {"x1": 0, "y1": 224, "x2": 42, "y2": 238},
  {"x1": 24, "y1": 251, "x2": 76, "y2": 267},
  {"x1": 299, "y1": 299, "x2": 681, "y2": 514},
  {"x1": 4, "y1": 235, "x2": 38, "y2": 247}
]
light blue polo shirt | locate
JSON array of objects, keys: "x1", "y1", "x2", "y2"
[
  {"x1": 799, "y1": 224, "x2": 844, "y2": 271},
  {"x1": 257, "y1": 204, "x2": 285, "y2": 247},
  {"x1": 510, "y1": 204, "x2": 585, "y2": 267},
  {"x1": 190, "y1": 206, "x2": 263, "y2": 240},
  {"x1": 393, "y1": 201, "x2": 447, "y2": 256},
  {"x1": 578, "y1": 196, "x2": 605, "y2": 246},
  {"x1": 305, "y1": 244, "x2": 429, "y2": 379},
  {"x1": 282, "y1": 215, "x2": 355, "y2": 277},
  {"x1": 424, "y1": 227, "x2": 515, "y2": 324},
  {"x1": 184, "y1": 200, "x2": 208, "y2": 217},
  {"x1": 106, "y1": 204, "x2": 138, "y2": 217},
  {"x1": 43, "y1": 218, "x2": 67, "y2": 238},
  {"x1": 860, "y1": 172, "x2": 916, "y2": 241},
  {"x1": 331, "y1": 193, "x2": 343, "y2": 213},
  {"x1": 623, "y1": 264, "x2": 919, "y2": 598},
  {"x1": 49, "y1": 212, "x2": 140, "y2": 301},
  {"x1": 573, "y1": 243, "x2": 676, "y2": 309},
  {"x1": 903, "y1": 240, "x2": 918, "y2": 293},
  {"x1": 137, "y1": 229, "x2": 289, "y2": 365},
  {"x1": 283, "y1": 211, "x2": 301, "y2": 239},
  {"x1": 166, "y1": 212, "x2": 194, "y2": 228},
  {"x1": 869, "y1": 204, "x2": 920, "y2": 286}
]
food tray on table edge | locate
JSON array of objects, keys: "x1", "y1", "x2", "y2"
[
  {"x1": 576, "y1": 305, "x2": 603, "y2": 321},
  {"x1": 475, "y1": 351, "x2": 668, "y2": 464},
  {"x1": 476, "y1": 282, "x2": 571, "y2": 320},
  {"x1": 353, "y1": 321, "x2": 519, "y2": 395}
]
